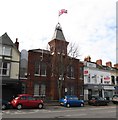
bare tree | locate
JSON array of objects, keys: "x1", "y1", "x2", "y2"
[{"x1": 51, "y1": 42, "x2": 80, "y2": 99}]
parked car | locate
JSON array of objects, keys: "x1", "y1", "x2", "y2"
[
  {"x1": 11, "y1": 94, "x2": 44, "y2": 110},
  {"x1": 112, "y1": 94, "x2": 118, "y2": 104},
  {"x1": 59, "y1": 95, "x2": 84, "y2": 108},
  {"x1": 88, "y1": 96, "x2": 109, "y2": 106},
  {"x1": 0, "y1": 99, "x2": 11, "y2": 110}
]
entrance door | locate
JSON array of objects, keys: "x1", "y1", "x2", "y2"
[{"x1": 88, "y1": 89, "x2": 92, "y2": 100}]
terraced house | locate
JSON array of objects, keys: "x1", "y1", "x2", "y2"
[
  {"x1": 0, "y1": 33, "x2": 21, "y2": 101},
  {"x1": 26, "y1": 23, "x2": 84, "y2": 100},
  {"x1": 84, "y1": 56, "x2": 118, "y2": 100}
]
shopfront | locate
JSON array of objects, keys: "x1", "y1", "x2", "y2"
[
  {"x1": 84, "y1": 84, "x2": 104, "y2": 100},
  {"x1": 103, "y1": 86, "x2": 115, "y2": 100}
]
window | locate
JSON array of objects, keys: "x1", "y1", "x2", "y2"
[
  {"x1": 67, "y1": 65, "x2": 74, "y2": 78},
  {"x1": 34, "y1": 62, "x2": 47, "y2": 76},
  {"x1": 111, "y1": 76, "x2": 115, "y2": 84},
  {"x1": 41, "y1": 63, "x2": 46, "y2": 76},
  {"x1": 34, "y1": 83, "x2": 39, "y2": 96},
  {"x1": 28, "y1": 96, "x2": 35, "y2": 100},
  {"x1": 101, "y1": 76, "x2": 103, "y2": 84},
  {"x1": 67, "y1": 86, "x2": 74, "y2": 95},
  {"x1": 20, "y1": 96, "x2": 27, "y2": 100},
  {"x1": 80, "y1": 67, "x2": 83, "y2": 79},
  {"x1": 35, "y1": 62, "x2": 40, "y2": 75},
  {"x1": 88, "y1": 74, "x2": 90, "y2": 83},
  {"x1": 116, "y1": 76, "x2": 118, "y2": 84},
  {"x1": 40, "y1": 84, "x2": 46, "y2": 97},
  {"x1": 0, "y1": 44, "x2": 2, "y2": 55},
  {"x1": 0, "y1": 62, "x2": 10, "y2": 76},
  {"x1": 0, "y1": 46, "x2": 11, "y2": 56}
]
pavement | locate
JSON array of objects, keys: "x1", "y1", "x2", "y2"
[{"x1": 44, "y1": 100, "x2": 115, "y2": 108}]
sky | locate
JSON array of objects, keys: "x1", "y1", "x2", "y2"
[{"x1": 0, "y1": 0, "x2": 117, "y2": 65}]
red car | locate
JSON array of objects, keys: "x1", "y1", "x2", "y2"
[{"x1": 11, "y1": 94, "x2": 44, "y2": 110}]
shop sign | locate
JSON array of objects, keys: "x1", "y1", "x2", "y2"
[
  {"x1": 104, "y1": 76, "x2": 110, "y2": 80},
  {"x1": 104, "y1": 86, "x2": 115, "y2": 90},
  {"x1": 84, "y1": 70, "x2": 89, "y2": 75},
  {"x1": 87, "y1": 62, "x2": 96, "y2": 68}
]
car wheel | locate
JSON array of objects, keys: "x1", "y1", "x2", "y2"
[
  {"x1": 38, "y1": 103, "x2": 43, "y2": 109},
  {"x1": 66, "y1": 103, "x2": 70, "y2": 108},
  {"x1": 95, "y1": 103, "x2": 99, "y2": 106},
  {"x1": 17, "y1": 104, "x2": 22, "y2": 110},
  {"x1": 105, "y1": 103, "x2": 108, "y2": 106},
  {"x1": 80, "y1": 103, "x2": 84, "y2": 107},
  {"x1": 2, "y1": 104, "x2": 7, "y2": 110},
  {"x1": 112, "y1": 101, "x2": 116, "y2": 104}
]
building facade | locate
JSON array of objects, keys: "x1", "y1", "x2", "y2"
[
  {"x1": 0, "y1": 33, "x2": 21, "y2": 100},
  {"x1": 26, "y1": 23, "x2": 84, "y2": 100},
  {"x1": 84, "y1": 57, "x2": 118, "y2": 100}
]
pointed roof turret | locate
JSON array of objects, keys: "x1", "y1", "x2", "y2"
[{"x1": 52, "y1": 23, "x2": 66, "y2": 41}]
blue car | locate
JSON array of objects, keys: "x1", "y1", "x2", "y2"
[{"x1": 59, "y1": 95, "x2": 84, "y2": 108}]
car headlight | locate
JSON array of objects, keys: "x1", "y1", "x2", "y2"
[
  {"x1": 81, "y1": 100, "x2": 84, "y2": 103},
  {"x1": 64, "y1": 99, "x2": 67, "y2": 103}
]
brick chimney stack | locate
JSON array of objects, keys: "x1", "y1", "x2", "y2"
[
  {"x1": 106, "y1": 61, "x2": 112, "y2": 67},
  {"x1": 114, "y1": 63, "x2": 118, "y2": 69},
  {"x1": 96, "y1": 59, "x2": 102, "y2": 65},
  {"x1": 15, "y1": 38, "x2": 19, "y2": 50},
  {"x1": 84, "y1": 56, "x2": 91, "y2": 62}
]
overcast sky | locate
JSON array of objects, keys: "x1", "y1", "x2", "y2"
[{"x1": 0, "y1": 0, "x2": 116, "y2": 65}]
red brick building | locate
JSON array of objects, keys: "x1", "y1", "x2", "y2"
[{"x1": 26, "y1": 23, "x2": 84, "y2": 100}]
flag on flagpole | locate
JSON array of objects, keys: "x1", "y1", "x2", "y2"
[{"x1": 59, "y1": 9, "x2": 67, "y2": 16}]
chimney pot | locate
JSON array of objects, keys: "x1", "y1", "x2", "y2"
[
  {"x1": 84, "y1": 56, "x2": 91, "y2": 62},
  {"x1": 106, "y1": 61, "x2": 112, "y2": 67},
  {"x1": 96, "y1": 59, "x2": 102, "y2": 65},
  {"x1": 15, "y1": 38, "x2": 19, "y2": 50}
]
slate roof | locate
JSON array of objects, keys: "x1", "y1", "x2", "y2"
[
  {"x1": 52, "y1": 23, "x2": 66, "y2": 41},
  {"x1": 0, "y1": 32, "x2": 20, "y2": 53}
]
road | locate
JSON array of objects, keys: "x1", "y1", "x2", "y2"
[{"x1": 2, "y1": 105, "x2": 117, "y2": 119}]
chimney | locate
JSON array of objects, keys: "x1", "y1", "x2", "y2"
[
  {"x1": 96, "y1": 59, "x2": 102, "y2": 65},
  {"x1": 15, "y1": 38, "x2": 19, "y2": 50},
  {"x1": 84, "y1": 56, "x2": 91, "y2": 62},
  {"x1": 106, "y1": 61, "x2": 112, "y2": 67},
  {"x1": 114, "y1": 64, "x2": 118, "y2": 69}
]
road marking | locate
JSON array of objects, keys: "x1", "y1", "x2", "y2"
[
  {"x1": 89, "y1": 106, "x2": 116, "y2": 110},
  {"x1": 65, "y1": 113, "x2": 87, "y2": 117}
]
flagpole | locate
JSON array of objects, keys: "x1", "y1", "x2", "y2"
[{"x1": 58, "y1": 10, "x2": 60, "y2": 23}]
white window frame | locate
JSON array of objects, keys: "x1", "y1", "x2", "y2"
[
  {"x1": 0, "y1": 62, "x2": 10, "y2": 76},
  {"x1": 1, "y1": 46, "x2": 11, "y2": 56},
  {"x1": 34, "y1": 83, "x2": 39, "y2": 96}
]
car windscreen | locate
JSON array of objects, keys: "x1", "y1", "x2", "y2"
[
  {"x1": 98, "y1": 97, "x2": 105, "y2": 100},
  {"x1": 68, "y1": 97, "x2": 78, "y2": 100},
  {"x1": 113, "y1": 95, "x2": 118, "y2": 98}
]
